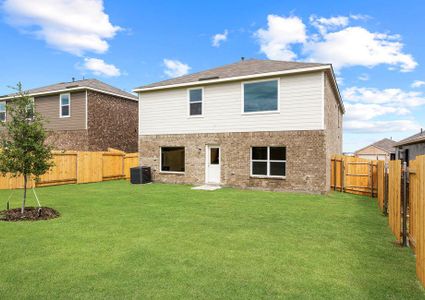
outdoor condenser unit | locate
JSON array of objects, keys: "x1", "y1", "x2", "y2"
[{"x1": 130, "y1": 166, "x2": 151, "y2": 184}]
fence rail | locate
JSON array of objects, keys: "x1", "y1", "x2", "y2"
[
  {"x1": 0, "y1": 148, "x2": 139, "y2": 190},
  {"x1": 331, "y1": 154, "x2": 425, "y2": 288}
]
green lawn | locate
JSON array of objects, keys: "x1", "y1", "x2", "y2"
[{"x1": 0, "y1": 181, "x2": 423, "y2": 299}]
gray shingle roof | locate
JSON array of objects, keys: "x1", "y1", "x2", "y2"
[
  {"x1": 135, "y1": 59, "x2": 328, "y2": 90},
  {"x1": 1, "y1": 79, "x2": 137, "y2": 101},
  {"x1": 395, "y1": 130, "x2": 425, "y2": 146},
  {"x1": 356, "y1": 138, "x2": 397, "y2": 154}
]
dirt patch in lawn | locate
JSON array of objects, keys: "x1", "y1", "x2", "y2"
[{"x1": 0, "y1": 207, "x2": 60, "y2": 222}]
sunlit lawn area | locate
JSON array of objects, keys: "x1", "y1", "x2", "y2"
[{"x1": 0, "y1": 181, "x2": 423, "y2": 299}]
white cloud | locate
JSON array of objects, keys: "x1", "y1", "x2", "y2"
[
  {"x1": 358, "y1": 73, "x2": 369, "y2": 81},
  {"x1": 83, "y1": 58, "x2": 121, "y2": 77},
  {"x1": 254, "y1": 15, "x2": 306, "y2": 61},
  {"x1": 345, "y1": 120, "x2": 420, "y2": 133},
  {"x1": 412, "y1": 80, "x2": 425, "y2": 88},
  {"x1": 254, "y1": 14, "x2": 416, "y2": 72},
  {"x1": 163, "y1": 59, "x2": 191, "y2": 78},
  {"x1": 212, "y1": 30, "x2": 228, "y2": 47},
  {"x1": 304, "y1": 26, "x2": 417, "y2": 72},
  {"x1": 343, "y1": 86, "x2": 425, "y2": 133},
  {"x1": 310, "y1": 15, "x2": 349, "y2": 35},
  {"x1": 343, "y1": 87, "x2": 425, "y2": 107},
  {"x1": 2, "y1": 0, "x2": 121, "y2": 56}
]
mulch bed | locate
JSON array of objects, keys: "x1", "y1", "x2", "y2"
[{"x1": 0, "y1": 207, "x2": 60, "y2": 222}]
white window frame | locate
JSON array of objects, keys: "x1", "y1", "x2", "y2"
[
  {"x1": 241, "y1": 78, "x2": 280, "y2": 115},
  {"x1": 250, "y1": 146, "x2": 286, "y2": 178},
  {"x1": 159, "y1": 146, "x2": 186, "y2": 174},
  {"x1": 0, "y1": 101, "x2": 6, "y2": 122},
  {"x1": 187, "y1": 87, "x2": 204, "y2": 118},
  {"x1": 59, "y1": 93, "x2": 71, "y2": 118}
]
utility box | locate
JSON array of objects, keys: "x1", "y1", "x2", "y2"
[{"x1": 130, "y1": 166, "x2": 151, "y2": 184}]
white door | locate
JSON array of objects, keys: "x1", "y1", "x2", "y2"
[{"x1": 206, "y1": 146, "x2": 221, "y2": 184}]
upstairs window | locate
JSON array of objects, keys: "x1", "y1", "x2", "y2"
[
  {"x1": 60, "y1": 93, "x2": 70, "y2": 117},
  {"x1": 0, "y1": 102, "x2": 5, "y2": 122},
  {"x1": 26, "y1": 97, "x2": 35, "y2": 120},
  {"x1": 243, "y1": 79, "x2": 279, "y2": 113},
  {"x1": 188, "y1": 88, "x2": 203, "y2": 116},
  {"x1": 251, "y1": 146, "x2": 286, "y2": 177}
]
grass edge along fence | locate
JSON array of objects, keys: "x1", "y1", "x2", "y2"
[
  {"x1": 0, "y1": 148, "x2": 139, "y2": 190},
  {"x1": 331, "y1": 154, "x2": 425, "y2": 288}
]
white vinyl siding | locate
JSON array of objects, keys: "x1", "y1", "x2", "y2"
[{"x1": 139, "y1": 71, "x2": 324, "y2": 135}]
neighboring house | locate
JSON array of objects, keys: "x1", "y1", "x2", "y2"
[
  {"x1": 354, "y1": 138, "x2": 397, "y2": 161},
  {"x1": 0, "y1": 79, "x2": 138, "y2": 152},
  {"x1": 395, "y1": 129, "x2": 425, "y2": 164},
  {"x1": 134, "y1": 59, "x2": 344, "y2": 193}
]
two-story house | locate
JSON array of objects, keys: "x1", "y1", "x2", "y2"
[
  {"x1": 0, "y1": 79, "x2": 138, "y2": 152},
  {"x1": 134, "y1": 59, "x2": 344, "y2": 193}
]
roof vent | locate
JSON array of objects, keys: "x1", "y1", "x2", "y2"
[
  {"x1": 241, "y1": 57, "x2": 245, "y2": 61},
  {"x1": 198, "y1": 76, "x2": 219, "y2": 81}
]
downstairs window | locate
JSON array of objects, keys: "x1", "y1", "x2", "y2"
[
  {"x1": 251, "y1": 146, "x2": 286, "y2": 177},
  {"x1": 161, "y1": 147, "x2": 185, "y2": 172}
]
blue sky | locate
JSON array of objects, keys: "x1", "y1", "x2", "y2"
[{"x1": 0, "y1": 0, "x2": 424, "y2": 152}]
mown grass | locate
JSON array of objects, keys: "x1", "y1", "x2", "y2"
[{"x1": 0, "y1": 181, "x2": 423, "y2": 299}]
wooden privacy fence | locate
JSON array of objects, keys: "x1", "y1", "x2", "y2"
[
  {"x1": 331, "y1": 155, "x2": 378, "y2": 197},
  {"x1": 332, "y1": 154, "x2": 425, "y2": 288},
  {"x1": 0, "y1": 148, "x2": 139, "y2": 190}
]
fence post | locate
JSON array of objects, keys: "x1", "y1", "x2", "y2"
[
  {"x1": 334, "y1": 158, "x2": 337, "y2": 191},
  {"x1": 341, "y1": 159, "x2": 345, "y2": 192},
  {"x1": 384, "y1": 164, "x2": 389, "y2": 216},
  {"x1": 370, "y1": 162, "x2": 374, "y2": 197},
  {"x1": 402, "y1": 161, "x2": 408, "y2": 247}
]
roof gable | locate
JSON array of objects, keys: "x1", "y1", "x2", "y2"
[
  {"x1": 135, "y1": 59, "x2": 327, "y2": 90},
  {"x1": 355, "y1": 138, "x2": 397, "y2": 154},
  {"x1": 0, "y1": 79, "x2": 138, "y2": 101}
]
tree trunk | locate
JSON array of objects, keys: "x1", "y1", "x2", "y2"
[{"x1": 21, "y1": 174, "x2": 27, "y2": 214}]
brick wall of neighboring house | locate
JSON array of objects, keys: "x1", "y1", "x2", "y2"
[
  {"x1": 46, "y1": 129, "x2": 90, "y2": 151},
  {"x1": 324, "y1": 73, "x2": 343, "y2": 188},
  {"x1": 139, "y1": 130, "x2": 328, "y2": 194},
  {"x1": 87, "y1": 90, "x2": 138, "y2": 152}
]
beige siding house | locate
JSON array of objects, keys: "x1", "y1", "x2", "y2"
[
  {"x1": 134, "y1": 59, "x2": 344, "y2": 193},
  {"x1": 354, "y1": 138, "x2": 396, "y2": 161},
  {"x1": 0, "y1": 79, "x2": 138, "y2": 152}
]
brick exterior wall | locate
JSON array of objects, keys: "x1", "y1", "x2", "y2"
[
  {"x1": 46, "y1": 129, "x2": 89, "y2": 151},
  {"x1": 139, "y1": 130, "x2": 329, "y2": 194},
  {"x1": 87, "y1": 90, "x2": 138, "y2": 152},
  {"x1": 324, "y1": 73, "x2": 344, "y2": 188}
]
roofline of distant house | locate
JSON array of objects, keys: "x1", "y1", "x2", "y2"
[
  {"x1": 394, "y1": 135, "x2": 425, "y2": 147},
  {"x1": 0, "y1": 87, "x2": 138, "y2": 102},
  {"x1": 354, "y1": 144, "x2": 395, "y2": 155},
  {"x1": 133, "y1": 65, "x2": 345, "y2": 113}
]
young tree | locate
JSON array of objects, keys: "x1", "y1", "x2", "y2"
[{"x1": 0, "y1": 83, "x2": 53, "y2": 214}]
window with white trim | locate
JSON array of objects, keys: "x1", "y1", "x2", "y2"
[
  {"x1": 26, "y1": 97, "x2": 35, "y2": 120},
  {"x1": 60, "y1": 93, "x2": 70, "y2": 117},
  {"x1": 0, "y1": 101, "x2": 6, "y2": 122},
  {"x1": 243, "y1": 79, "x2": 278, "y2": 113},
  {"x1": 251, "y1": 146, "x2": 286, "y2": 177},
  {"x1": 188, "y1": 88, "x2": 203, "y2": 116}
]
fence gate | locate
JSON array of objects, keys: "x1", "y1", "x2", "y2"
[{"x1": 331, "y1": 155, "x2": 378, "y2": 197}]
